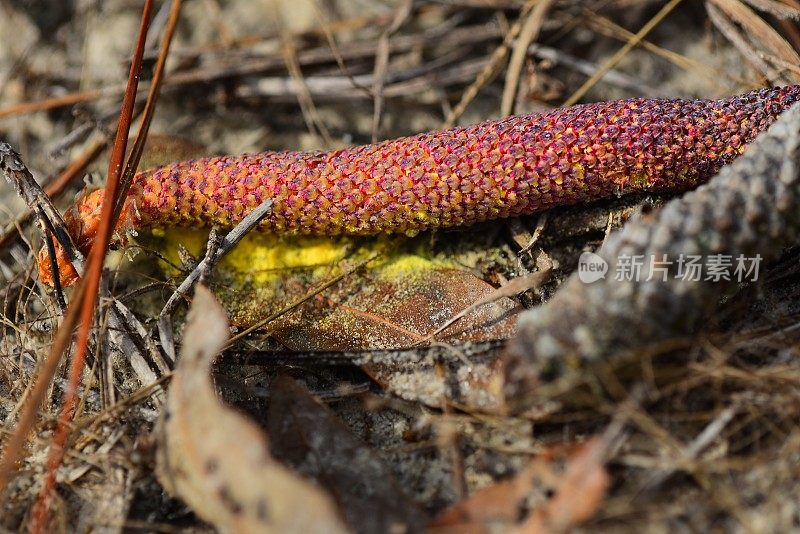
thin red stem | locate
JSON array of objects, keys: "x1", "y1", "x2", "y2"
[{"x1": 29, "y1": 2, "x2": 154, "y2": 529}]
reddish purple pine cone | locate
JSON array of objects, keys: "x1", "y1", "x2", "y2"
[
  {"x1": 122, "y1": 84, "x2": 800, "y2": 235},
  {"x1": 39, "y1": 84, "x2": 800, "y2": 285}
]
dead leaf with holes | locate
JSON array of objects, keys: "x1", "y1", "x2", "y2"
[{"x1": 155, "y1": 285, "x2": 349, "y2": 534}]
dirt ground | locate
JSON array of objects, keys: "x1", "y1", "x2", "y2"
[{"x1": 1, "y1": 0, "x2": 800, "y2": 532}]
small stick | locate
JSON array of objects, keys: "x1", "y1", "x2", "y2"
[
  {"x1": 158, "y1": 198, "x2": 274, "y2": 319},
  {"x1": 37, "y1": 212, "x2": 66, "y2": 310},
  {"x1": 0, "y1": 143, "x2": 85, "y2": 277},
  {"x1": 0, "y1": 142, "x2": 83, "y2": 306}
]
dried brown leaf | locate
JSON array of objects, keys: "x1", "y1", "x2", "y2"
[
  {"x1": 155, "y1": 285, "x2": 349, "y2": 534},
  {"x1": 275, "y1": 266, "x2": 519, "y2": 350},
  {"x1": 431, "y1": 439, "x2": 609, "y2": 534},
  {"x1": 137, "y1": 134, "x2": 208, "y2": 170},
  {"x1": 428, "y1": 267, "x2": 551, "y2": 340},
  {"x1": 206, "y1": 243, "x2": 520, "y2": 350},
  {"x1": 519, "y1": 438, "x2": 610, "y2": 533},
  {"x1": 432, "y1": 460, "x2": 543, "y2": 530}
]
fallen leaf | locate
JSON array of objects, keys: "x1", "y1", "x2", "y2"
[
  {"x1": 155, "y1": 285, "x2": 349, "y2": 534},
  {"x1": 425, "y1": 267, "x2": 551, "y2": 341},
  {"x1": 431, "y1": 438, "x2": 609, "y2": 534},
  {"x1": 268, "y1": 265, "x2": 520, "y2": 350},
  {"x1": 146, "y1": 231, "x2": 519, "y2": 349},
  {"x1": 519, "y1": 438, "x2": 610, "y2": 533}
]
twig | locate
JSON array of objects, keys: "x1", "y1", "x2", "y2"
[
  {"x1": 158, "y1": 198, "x2": 274, "y2": 320},
  {"x1": 235, "y1": 55, "x2": 490, "y2": 100},
  {"x1": 706, "y1": 3, "x2": 784, "y2": 84},
  {"x1": 371, "y1": 0, "x2": 413, "y2": 142},
  {"x1": 47, "y1": 109, "x2": 109, "y2": 159},
  {"x1": 501, "y1": 0, "x2": 553, "y2": 117},
  {"x1": 709, "y1": 0, "x2": 800, "y2": 73},
  {"x1": 0, "y1": 21, "x2": 502, "y2": 120},
  {"x1": 0, "y1": 87, "x2": 113, "y2": 120},
  {"x1": 0, "y1": 143, "x2": 85, "y2": 276},
  {"x1": 637, "y1": 404, "x2": 738, "y2": 493},
  {"x1": 36, "y1": 210, "x2": 66, "y2": 310},
  {"x1": 0, "y1": 138, "x2": 105, "y2": 255},
  {"x1": 282, "y1": 39, "x2": 333, "y2": 146},
  {"x1": 316, "y1": 5, "x2": 373, "y2": 98},
  {"x1": 443, "y1": 0, "x2": 539, "y2": 127},
  {"x1": 527, "y1": 44, "x2": 662, "y2": 97},
  {"x1": 562, "y1": 0, "x2": 684, "y2": 106},
  {"x1": 108, "y1": 298, "x2": 170, "y2": 399},
  {"x1": 518, "y1": 211, "x2": 548, "y2": 255},
  {"x1": 198, "y1": 226, "x2": 223, "y2": 284},
  {"x1": 28, "y1": 2, "x2": 156, "y2": 528},
  {"x1": 154, "y1": 200, "x2": 276, "y2": 366},
  {"x1": 587, "y1": 14, "x2": 740, "y2": 88}
]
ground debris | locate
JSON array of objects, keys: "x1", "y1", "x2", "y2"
[{"x1": 155, "y1": 286, "x2": 348, "y2": 534}]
